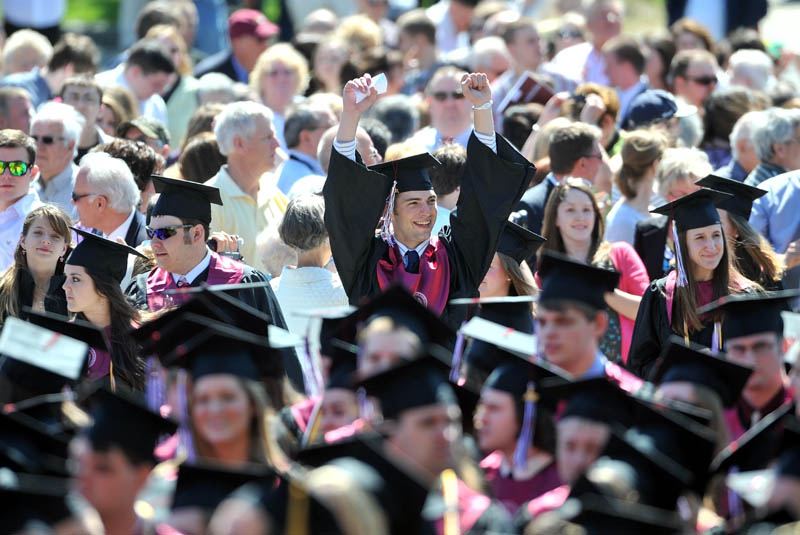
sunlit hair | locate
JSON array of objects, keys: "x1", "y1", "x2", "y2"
[{"x1": 727, "y1": 212, "x2": 783, "y2": 286}]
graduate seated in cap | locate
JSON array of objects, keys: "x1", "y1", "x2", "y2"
[
  {"x1": 537, "y1": 180, "x2": 650, "y2": 365},
  {"x1": 63, "y1": 228, "x2": 147, "y2": 390},
  {"x1": 323, "y1": 71, "x2": 535, "y2": 333},
  {"x1": 698, "y1": 292, "x2": 797, "y2": 439},
  {"x1": 696, "y1": 174, "x2": 784, "y2": 290},
  {"x1": 627, "y1": 187, "x2": 756, "y2": 379},
  {"x1": 536, "y1": 250, "x2": 643, "y2": 390},
  {"x1": 0, "y1": 205, "x2": 71, "y2": 326},
  {"x1": 73, "y1": 386, "x2": 177, "y2": 535}
]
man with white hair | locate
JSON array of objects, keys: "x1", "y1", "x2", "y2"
[
  {"x1": 727, "y1": 49, "x2": 775, "y2": 93},
  {"x1": 206, "y1": 101, "x2": 288, "y2": 272},
  {"x1": 71, "y1": 152, "x2": 146, "y2": 246},
  {"x1": 30, "y1": 101, "x2": 84, "y2": 219},
  {"x1": 470, "y1": 37, "x2": 511, "y2": 83},
  {"x1": 716, "y1": 110, "x2": 766, "y2": 182},
  {"x1": 1, "y1": 29, "x2": 52, "y2": 76},
  {"x1": 745, "y1": 108, "x2": 800, "y2": 187}
]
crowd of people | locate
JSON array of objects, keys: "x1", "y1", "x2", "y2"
[{"x1": 1, "y1": 0, "x2": 800, "y2": 533}]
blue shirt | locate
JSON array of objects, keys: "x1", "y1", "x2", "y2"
[
  {"x1": 714, "y1": 158, "x2": 747, "y2": 183},
  {"x1": 749, "y1": 170, "x2": 800, "y2": 253},
  {"x1": 0, "y1": 67, "x2": 51, "y2": 107},
  {"x1": 745, "y1": 161, "x2": 786, "y2": 187},
  {"x1": 231, "y1": 54, "x2": 249, "y2": 83},
  {"x1": 583, "y1": 351, "x2": 610, "y2": 379}
]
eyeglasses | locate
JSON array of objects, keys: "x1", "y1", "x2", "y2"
[
  {"x1": 687, "y1": 75, "x2": 717, "y2": 86},
  {"x1": 581, "y1": 153, "x2": 603, "y2": 160},
  {"x1": 0, "y1": 160, "x2": 30, "y2": 176},
  {"x1": 431, "y1": 91, "x2": 464, "y2": 102},
  {"x1": 71, "y1": 192, "x2": 102, "y2": 202},
  {"x1": 32, "y1": 135, "x2": 66, "y2": 145},
  {"x1": 146, "y1": 224, "x2": 193, "y2": 241}
]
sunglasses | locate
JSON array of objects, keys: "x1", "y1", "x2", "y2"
[
  {"x1": 431, "y1": 91, "x2": 464, "y2": 102},
  {"x1": 145, "y1": 224, "x2": 193, "y2": 241},
  {"x1": 71, "y1": 191, "x2": 102, "y2": 202},
  {"x1": 0, "y1": 160, "x2": 29, "y2": 176},
  {"x1": 32, "y1": 135, "x2": 66, "y2": 145},
  {"x1": 687, "y1": 75, "x2": 717, "y2": 86}
]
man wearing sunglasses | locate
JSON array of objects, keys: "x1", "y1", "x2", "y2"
[
  {"x1": 669, "y1": 49, "x2": 719, "y2": 111},
  {"x1": 0, "y1": 129, "x2": 42, "y2": 272},
  {"x1": 411, "y1": 66, "x2": 474, "y2": 152}
]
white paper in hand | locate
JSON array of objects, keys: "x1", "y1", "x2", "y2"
[
  {"x1": 0, "y1": 317, "x2": 88, "y2": 380},
  {"x1": 354, "y1": 73, "x2": 387, "y2": 103}
]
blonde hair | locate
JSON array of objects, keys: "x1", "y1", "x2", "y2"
[
  {"x1": 2, "y1": 29, "x2": 52, "y2": 74},
  {"x1": 384, "y1": 141, "x2": 426, "y2": 161},
  {"x1": 333, "y1": 14, "x2": 383, "y2": 53},
  {"x1": 145, "y1": 24, "x2": 193, "y2": 75},
  {"x1": 616, "y1": 129, "x2": 667, "y2": 199},
  {"x1": 250, "y1": 44, "x2": 310, "y2": 101},
  {"x1": 655, "y1": 147, "x2": 712, "y2": 198}
]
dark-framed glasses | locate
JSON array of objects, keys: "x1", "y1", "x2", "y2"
[{"x1": 146, "y1": 224, "x2": 193, "y2": 240}]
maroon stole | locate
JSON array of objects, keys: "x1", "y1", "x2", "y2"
[
  {"x1": 605, "y1": 360, "x2": 644, "y2": 393},
  {"x1": 525, "y1": 484, "x2": 570, "y2": 518},
  {"x1": 480, "y1": 451, "x2": 563, "y2": 514},
  {"x1": 434, "y1": 478, "x2": 492, "y2": 535},
  {"x1": 145, "y1": 251, "x2": 244, "y2": 311},
  {"x1": 376, "y1": 237, "x2": 450, "y2": 315},
  {"x1": 723, "y1": 390, "x2": 794, "y2": 440}
]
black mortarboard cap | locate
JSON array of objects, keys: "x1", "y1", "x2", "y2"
[
  {"x1": 710, "y1": 402, "x2": 794, "y2": 475},
  {"x1": 355, "y1": 347, "x2": 456, "y2": 419},
  {"x1": 558, "y1": 493, "x2": 687, "y2": 534},
  {"x1": 0, "y1": 411, "x2": 70, "y2": 476},
  {"x1": 171, "y1": 461, "x2": 274, "y2": 512},
  {"x1": 537, "y1": 376, "x2": 636, "y2": 427},
  {"x1": 67, "y1": 227, "x2": 145, "y2": 283},
  {"x1": 483, "y1": 355, "x2": 571, "y2": 398},
  {"x1": 368, "y1": 152, "x2": 440, "y2": 193},
  {"x1": 696, "y1": 290, "x2": 800, "y2": 342},
  {"x1": 695, "y1": 174, "x2": 767, "y2": 220},
  {"x1": 157, "y1": 313, "x2": 283, "y2": 380},
  {"x1": 652, "y1": 336, "x2": 753, "y2": 407},
  {"x1": 24, "y1": 308, "x2": 110, "y2": 353},
  {"x1": 83, "y1": 385, "x2": 177, "y2": 464},
  {"x1": 498, "y1": 222, "x2": 545, "y2": 265},
  {"x1": 0, "y1": 473, "x2": 74, "y2": 533},
  {"x1": 650, "y1": 187, "x2": 733, "y2": 232},
  {"x1": 538, "y1": 250, "x2": 620, "y2": 311},
  {"x1": 151, "y1": 174, "x2": 223, "y2": 225}
]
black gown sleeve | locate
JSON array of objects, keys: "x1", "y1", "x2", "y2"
[
  {"x1": 445, "y1": 133, "x2": 534, "y2": 296},
  {"x1": 626, "y1": 278, "x2": 671, "y2": 379},
  {"x1": 322, "y1": 148, "x2": 392, "y2": 302},
  {"x1": 124, "y1": 274, "x2": 149, "y2": 311}
]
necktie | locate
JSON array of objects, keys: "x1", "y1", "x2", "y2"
[
  {"x1": 176, "y1": 276, "x2": 189, "y2": 287},
  {"x1": 404, "y1": 250, "x2": 420, "y2": 274}
]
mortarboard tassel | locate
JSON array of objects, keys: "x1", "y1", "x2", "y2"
[
  {"x1": 357, "y1": 387, "x2": 373, "y2": 422},
  {"x1": 379, "y1": 162, "x2": 400, "y2": 246},
  {"x1": 711, "y1": 321, "x2": 722, "y2": 355},
  {"x1": 145, "y1": 357, "x2": 165, "y2": 413},
  {"x1": 671, "y1": 220, "x2": 688, "y2": 287},
  {"x1": 301, "y1": 329, "x2": 322, "y2": 398},
  {"x1": 176, "y1": 369, "x2": 195, "y2": 462},
  {"x1": 441, "y1": 468, "x2": 460, "y2": 535},
  {"x1": 728, "y1": 467, "x2": 742, "y2": 520},
  {"x1": 513, "y1": 381, "x2": 537, "y2": 470},
  {"x1": 109, "y1": 360, "x2": 116, "y2": 392},
  {"x1": 449, "y1": 322, "x2": 467, "y2": 383}
]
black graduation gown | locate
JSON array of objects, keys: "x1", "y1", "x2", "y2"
[
  {"x1": 626, "y1": 276, "x2": 715, "y2": 380},
  {"x1": 323, "y1": 132, "x2": 534, "y2": 333},
  {"x1": 126, "y1": 261, "x2": 304, "y2": 392}
]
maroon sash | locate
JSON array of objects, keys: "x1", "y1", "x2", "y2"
[
  {"x1": 376, "y1": 237, "x2": 450, "y2": 314},
  {"x1": 146, "y1": 251, "x2": 244, "y2": 311}
]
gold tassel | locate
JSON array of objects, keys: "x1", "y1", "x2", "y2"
[{"x1": 441, "y1": 468, "x2": 460, "y2": 535}]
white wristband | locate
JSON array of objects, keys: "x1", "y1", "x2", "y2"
[{"x1": 472, "y1": 100, "x2": 493, "y2": 111}]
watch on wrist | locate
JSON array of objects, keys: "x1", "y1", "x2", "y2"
[{"x1": 472, "y1": 100, "x2": 493, "y2": 111}]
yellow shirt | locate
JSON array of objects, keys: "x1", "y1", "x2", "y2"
[{"x1": 205, "y1": 166, "x2": 288, "y2": 273}]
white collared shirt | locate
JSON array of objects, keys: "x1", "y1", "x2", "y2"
[
  {"x1": 171, "y1": 248, "x2": 212, "y2": 285},
  {"x1": 31, "y1": 163, "x2": 78, "y2": 221},
  {"x1": 106, "y1": 210, "x2": 136, "y2": 243},
  {"x1": 0, "y1": 192, "x2": 43, "y2": 272},
  {"x1": 395, "y1": 238, "x2": 430, "y2": 261}
]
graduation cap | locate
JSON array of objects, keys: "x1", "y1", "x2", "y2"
[
  {"x1": 695, "y1": 174, "x2": 767, "y2": 220},
  {"x1": 150, "y1": 174, "x2": 223, "y2": 225},
  {"x1": 651, "y1": 336, "x2": 753, "y2": 407},
  {"x1": 368, "y1": 153, "x2": 440, "y2": 193},
  {"x1": 537, "y1": 250, "x2": 620, "y2": 311},
  {"x1": 24, "y1": 308, "x2": 110, "y2": 353},
  {"x1": 710, "y1": 402, "x2": 794, "y2": 475},
  {"x1": 696, "y1": 290, "x2": 800, "y2": 342},
  {"x1": 650, "y1": 187, "x2": 733, "y2": 232},
  {"x1": 67, "y1": 227, "x2": 146, "y2": 283},
  {"x1": 157, "y1": 313, "x2": 283, "y2": 380},
  {"x1": 83, "y1": 385, "x2": 177, "y2": 464},
  {"x1": 0, "y1": 411, "x2": 70, "y2": 476},
  {"x1": 774, "y1": 416, "x2": 800, "y2": 480},
  {"x1": 537, "y1": 376, "x2": 637, "y2": 427},
  {"x1": 171, "y1": 461, "x2": 274, "y2": 512},
  {"x1": 355, "y1": 347, "x2": 456, "y2": 420},
  {"x1": 458, "y1": 315, "x2": 537, "y2": 380},
  {"x1": 0, "y1": 473, "x2": 74, "y2": 534},
  {"x1": 498, "y1": 222, "x2": 545, "y2": 265},
  {"x1": 558, "y1": 493, "x2": 687, "y2": 534}
]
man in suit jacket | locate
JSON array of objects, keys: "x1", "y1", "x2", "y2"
[
  {"x1": 71, "y1": 152, "x2": 147, "y2": 246},
  {"x1": 194, "y1": 9, "x2": 277, "y2": 83},
  {"x1": 517, "y1": 122, "x2": 603, "y2": 265}
]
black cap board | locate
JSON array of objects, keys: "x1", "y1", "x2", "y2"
[
  {"x1": 696, "y1": 290, "x2": 800, "y2": 341},
  {"x1": 355, "y1": 348, "x2": 456, "y2": 420},
  {"x1": 650, "y1": 187, "x2": 733, "y2": 232},
  {"x1": 458, "y1": 303, "x2": 535, "y2": 379},
  {"x1": 24, "y1": 308, "x2": 110, "y2": 353},
  {"x1": 538, "y1": 250, "x2": 620, "y2": 311},
  {"x1": 171, "y1": 461, "x2": 274, "y2": 512},
  {"x1": 483, "y1": 354, "x2": 571, "y2": 397},
  {"x1": 0, "y1": 473, "x2": 74, "y2": 534},
  {"x1": 368, "y1": 152, "x2": 440, "y2": 193},
  {"x1": 83, "y1": 385, "x2": 177, "y2": 464},
  {"x1": 558, "y1": 493, "x2": 687, "y2": 534},
  {"x1": 775, "y1": 416, "x2": 800, "y2": 479},
  {"x1": 537, "y1": 376, "x2": 636, "y2": 427},
  {"x1": 67, "y1": 227, "x2": 145, "y2": 283},
  {"x1": 0, "y1": 411, "x2": 70, "y2": 476},
  {"x1": 150, "y1": 174, "x2": 223, "y2": 225},
  {"x1": 695, "y1": 174, "x2": 767, "y2": 220},
  {"x1": 498, "y1": 222, "x2": 545, "y2": 265},
  {"x1": 652, "y1": 336, "x2": 753, "y2": 407}
]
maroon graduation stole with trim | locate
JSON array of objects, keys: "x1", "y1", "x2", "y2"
[{"x1": 376, "y1": 236, "x2": 450, "y2": 314}]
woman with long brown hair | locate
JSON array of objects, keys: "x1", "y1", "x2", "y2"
[
  {"x1": 538, "y1": 180, "x2": 650, "y2": 365},
  {"x1": 0, "y1": 205, "x2": 71, "y2": 325},
  {"x1": 62, "y1": 229, "x2": 147, "y2": 390},
  {"x1": 627, "y1": 188, "x2": 755, "y2": 378}
]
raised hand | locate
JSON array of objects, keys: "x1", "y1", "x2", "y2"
[
  {"x1": 342, "y1": 74, "x2": 378, "y2": 116},
  {"x1": 460, "y1": 72, "x2": 492, "y2": 108}
]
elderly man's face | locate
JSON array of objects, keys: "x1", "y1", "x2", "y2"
[
  {"x1": 239, "y1": 115, "x2": 280, "y2": 174},
  {"x1": 4, "y1": 96, "x2": 32, "y2": 133},
  {"x1": 72, "y1": 168, "x2": 102, "y2": 228},
  {"x1": 31, "y1": 121, "x2": 74, "y2": 180},
  {"x1": 427, "y1": 75, "x2": 472, "y2": 138}
]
